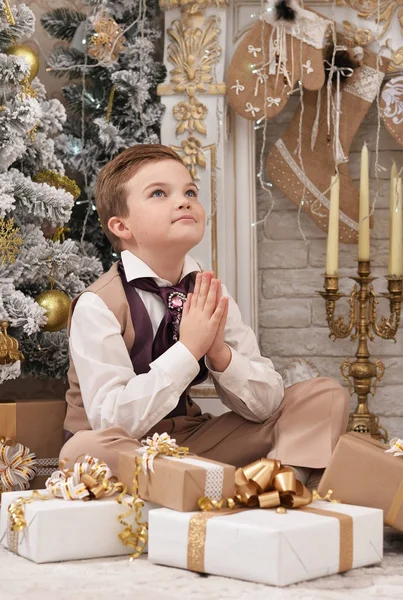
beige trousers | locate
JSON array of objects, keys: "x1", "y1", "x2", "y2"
[{"x1": 60, "y1": 377, "x2": 349, "y2": 475}]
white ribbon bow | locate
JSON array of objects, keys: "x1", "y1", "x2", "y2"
[
  {"x1": 385, "y1": 438, "x2": 403, "y2": 457},
  {"x1": 0, "y1": 438, "x2": 37, "y2": 492},
  {"x1": 46, "y1": 455, "x2": 115, "y2": 500},
  {"x1": 230, "y1": 79, "x2": 245, "y2": 96},
  {"x1": 248, "y1": 44, "x2": 262, "y2": 58},
  {"x1": 245, "y1": 102, "x2": 260, "y2": 118},
  {"x1": 137, "y1": 432, "x2": 188, "y2": 474},
  {"x1": 267, "y1": 96, "x2": 281, "y2": 107}
]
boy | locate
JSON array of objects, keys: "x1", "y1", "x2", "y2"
[{"x1": 62, "y1": 144, "x2": 349, "y2": 488}]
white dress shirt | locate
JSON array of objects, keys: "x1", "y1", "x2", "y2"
[{"x1": 70, "y1": 250, "x2": 284, "y2": 439}]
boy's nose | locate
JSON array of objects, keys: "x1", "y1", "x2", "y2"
[{"x1": 177, "y1": 200, "x2": 191, "y2": 209}]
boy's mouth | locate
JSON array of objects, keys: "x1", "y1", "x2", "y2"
[{"x1": 172, "y1": 215, "x2": 196, "y2": 223}]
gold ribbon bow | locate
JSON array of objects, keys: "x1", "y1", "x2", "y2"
[
  {"x1": 234, "y1": 458, "x2": 312, "y2": 511},
  {"x1": 199, "y1": 458, "x2": 312, "y2": 513}
]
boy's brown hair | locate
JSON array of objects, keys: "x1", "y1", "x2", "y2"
[{"x1": 95, "y1": 144, "x2": 186, "y2": 251}]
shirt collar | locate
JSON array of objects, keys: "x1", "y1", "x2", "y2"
[{"x1": 121, "y1": 250, "x2": 201, "y2": 287}]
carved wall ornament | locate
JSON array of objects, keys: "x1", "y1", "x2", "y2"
[
  {"x1": 159, "y1": 0, "x2": 227, "y2": 12},
  {"x1": 173, "y1": 98, "x2": 208, "y2": 135},
  {"x1": 167, "y1": 17, "x2": 221, "y2": 97}
]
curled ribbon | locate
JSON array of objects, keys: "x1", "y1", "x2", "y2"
[
  {"x1": 199, "y1": 458, "x2": 312, "y2": 513},
  {"x1": 137, "y1": 432, "x2": 189, "y2": 474},
  {"x1": 385, "y1": 437, "x2": 403, "y2": 456},
  {"x1": 45, "y1": 455, "x2": 118, "y2": 500},
  {"x1": 0, "y1": 437, "x2": 37, "y2": 493},
  {"x1": 117, "y1": 457, "x2": 148, "y2": 560}
]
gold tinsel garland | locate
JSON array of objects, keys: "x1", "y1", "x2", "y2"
[
  {"x1": 2, "y1": 0, "x2": 15, "y2": 26},
  {"x1": 33, "y1": 170, "x2": 81, "y2": 200},
  {"x1": 0, "y1": 218, "x2": 23, "y2": 264}
]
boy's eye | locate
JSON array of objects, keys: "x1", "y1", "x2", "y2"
[
  {"x1": 151, "y1": 189, "x2": 165, "y2": 198},
  {"x1": 186, "y1": 189, "x2": 197, "y2": 197}
]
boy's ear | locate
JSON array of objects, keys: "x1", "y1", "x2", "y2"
[{"x1": 107, "y1": 216, "x2": 132, "y2": 241}]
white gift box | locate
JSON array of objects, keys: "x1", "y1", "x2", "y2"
[
  {"x1": 0, "y1": 489, "x2": 157, "y2": 563},
  {"x1": 149, "y1": 500, "x2": 383, "y2": 587}
]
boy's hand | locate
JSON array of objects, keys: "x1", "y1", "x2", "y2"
[
  {"x1": 205, "y1": 281, "x2": 231, "y2": 372},
  {"x1": 179, "y1": 272, "x2": 227, "y2": 361}
]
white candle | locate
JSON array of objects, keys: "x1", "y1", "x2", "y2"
[
  {"x1": 389, "y1": 175, "x2": 403, "y2": 277},
  {"x1": 326, "y1": 174, "x2": 340, "y2": 276},
  {"x1": 358, "y1": 143, "x2": 370, "y2": 261}
]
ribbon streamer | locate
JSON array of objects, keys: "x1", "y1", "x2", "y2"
[
  {"x1": 137, "y1": 432, "x2": 189, "y2": 474},
  {"x1": 314, "y1": 45, "x2": 361, "y2": 165},
  {"x1": 117, "y1": 457, "x2": 148, "y2": 560},
  {"x1": 0, "y1": 437, "x2": 37, "y2": 492}
]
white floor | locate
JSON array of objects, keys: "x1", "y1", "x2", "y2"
[{"x1": 1, "y1": 528, "x2": 403, "y2": 600}]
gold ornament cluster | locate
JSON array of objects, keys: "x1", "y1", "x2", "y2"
[
  {"x1": 0, "y1": 321, "x2": 24, "y2": 365},
  {"x1": 88, "y1": 13, "x2": 126, "y2": 63},
  {"x1": 0, "y1": 218, "x2": 23, "y2": 264}
]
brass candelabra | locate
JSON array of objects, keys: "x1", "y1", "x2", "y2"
[{"x1": 319, "y1": 260, "x2": 403, "y2": 441}]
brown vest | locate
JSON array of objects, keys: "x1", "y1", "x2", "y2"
[{"x1": 64, "y1": 262, "x2": 135, "y2": 434}]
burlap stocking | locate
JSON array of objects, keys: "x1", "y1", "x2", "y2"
[
  {"x1": 380, "y1": 74, "x2": 403, "y2": 147},
  {"x1": 267, "y1": 47, "x2": 388, "y2": 243},
  {"x1": 227, "y1": 7, "x2": 331, "y2": 121}
]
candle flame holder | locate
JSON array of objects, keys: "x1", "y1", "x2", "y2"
[{"x1": 319, "y1": 260, "x2": 403, "y2": 441}]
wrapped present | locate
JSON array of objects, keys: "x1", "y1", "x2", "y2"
[
  {"x1": 0, "y1": 399, "x2": 65, "y2": 489},
  {"x1": 318, "y1": 432, "x2": 403, "y2": 531},
  {"x1": 148, "y1": 500, "x2": 383, "y2": 586},
  {"x1": 118, "y1": 433, "x2": 235, "y2": 512},
  {"x1": 0, "y1": 489, "x2": 157, "y2": 563},
  {"x1": 0, "y1": 455, "x2": 157, "y2": 563}
]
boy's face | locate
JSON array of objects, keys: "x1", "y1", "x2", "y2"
[{"x1": 110, "y1": 159, "x2": 206, "y2": 253}]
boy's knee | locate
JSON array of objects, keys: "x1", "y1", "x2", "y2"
[
  {"x1": 316, "y1": 377, "x2": 349, "y2": 411},
  {"x1": 59, "y1": 429, "x2": 100, "y2": 468}
]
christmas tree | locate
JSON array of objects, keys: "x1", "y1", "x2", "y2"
[
  {"x1": 0, "y1": 0, "x2": 103, "y2": 385},
  {"x1": 41, "y1": 0, "x2": 166, "y2": 269}
]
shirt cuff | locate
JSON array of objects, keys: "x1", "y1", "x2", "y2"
[
  {"x1": 151, "y1": 341, "x2": 201, "y2": 393},
  {"x1": 206, "y1": 347, "x2": 250, "y2": 396}
]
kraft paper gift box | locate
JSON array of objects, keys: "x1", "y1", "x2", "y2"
[
  {"x1": 0, "y1": 399, "x2": 66, "y2": 489},
  {"x1": 318, "y1": 431, "x2": 403, "y2": 531},
  {"x1": 0, "y1": 489, "x2": 157, "y2": 563},
  {"x1": 119, "y1": 450, "x2": 235, "y2": 512},
  {"x1": 148, "y1": 500, "x2": 383, "y2": 587}
]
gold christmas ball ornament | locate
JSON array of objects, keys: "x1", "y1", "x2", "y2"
[
  {"x1": 5, "y1": 44, "x2": 39, "y2": 81},
  {"x1": 35, "y1": 290, "x2": 71, "y2": 332}
]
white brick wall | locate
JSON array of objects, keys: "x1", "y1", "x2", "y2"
[{"x1": 257, "y1": 98, "x2": 403, "y2": 440}]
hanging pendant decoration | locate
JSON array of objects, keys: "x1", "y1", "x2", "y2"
[
  {"x1": 168, "y1": 292, "x2": 187, "y2": 341},
  {"x1": 0, "y1": 321, "x2": 24, "y2": 366}
]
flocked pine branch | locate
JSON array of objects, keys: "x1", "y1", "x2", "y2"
[{"x1": 0, "y1": 1, "x2": 103, "y2": 383}]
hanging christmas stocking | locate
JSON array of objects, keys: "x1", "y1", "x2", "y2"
[
  {"x1": 267, "y1": 46, "x2": 388, "y2": 243},
  {"x1": 380, "y1": 74, "x2": 403, "y2": 147},
  {"x1": 227, "y1": 2, "x2": 331, "y2": 121}
]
